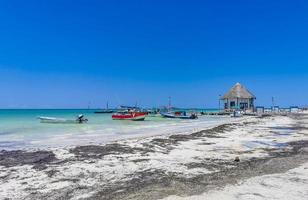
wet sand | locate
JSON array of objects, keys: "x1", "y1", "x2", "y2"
[{"x1": 1, "y1": 113, "x2": 308, "y2": 200}]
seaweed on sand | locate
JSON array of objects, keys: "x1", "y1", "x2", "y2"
[
  {"x1": 70, "y1": 143, "x2": 153, "y2": 160},
  {"x1": 0, "y1": 150, "x2": 56, "y2": 170}
]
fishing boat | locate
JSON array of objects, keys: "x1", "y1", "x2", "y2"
[
  {"x1": 161, "y1": 111, "x2": 198, "y2": 119},
  {"x1": 160, "y1": 97, "x2": 198, "y2": 119},
  {"x1": 38, "y1": 115, "x2": 88, "y2": 124},
  {"x1": 94, "y1": 102, "x2": 114, "y2": 114},
  {"x1": 94, "y1": 110, "x2": 114, "y2": 114},
  {"x1": 112, "y1": 106, "x2": 147, "y2": 121},
  {"x1": 146, "y1": 109, "x2": 161, "y2": 117}
]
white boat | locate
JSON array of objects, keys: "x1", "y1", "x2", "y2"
[
  {"x1": 160, "y1": 97, "x2": 198, "y2": 119},
  {"x1": 230, "y1": 110, "x2": 242, "y2": 117},
  {"x1": 38, "y1": 115, "x2": 88, "y2": 124},
  {"x1": 161, "y1": 112, "x2": 198, "y2": 119}
]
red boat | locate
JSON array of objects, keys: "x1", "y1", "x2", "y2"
[{"x1": 112, "y1": 111, "x2": 148, "y2": 121}]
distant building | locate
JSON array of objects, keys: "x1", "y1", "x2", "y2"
[
  {"x1": 221, "y1": 83, "x2": 256, "y2": 111},
  {"x1": 290, "y1": 106, "x2": 299, "y2": 113}
]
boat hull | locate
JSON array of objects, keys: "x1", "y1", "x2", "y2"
[
  {"x1": 94, "y1": 110, "x2": 114, "y2": 114},
  {"x1": 161, "y1": 112, "x2": 197, "y2": 119},
  {"x1": 160, "y1": 113, "x2": 177, "y2": 118},
  {"x1": 112, "y1": 112, "x2": 147, "y2": 121},
  {"x1": 38, "y1": 117, "x2": 78, "y2": 124}
]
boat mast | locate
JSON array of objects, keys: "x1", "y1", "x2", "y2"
[
  {"x1": 168, "y1": 96, "x2": 171, "y2": 112},
  {"x1": 88, "y1": 101, "x2": 91, "y2": 110}
]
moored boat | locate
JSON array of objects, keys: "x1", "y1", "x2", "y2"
[
  {"x1": 160, "y1": 97, "x2": 198, "y2": 119},
  {"x1": 94, "y1": 102, "x2": 114, "y2": 113},
  {"x1": 112, "y1": 111, "x2": 147, "y2": 121},
  {"x1": 146, "y1": 108, "x2": 161, "y2": 117},
  {"x1": 94, "y1": 110, "x2": 114, "y2": 114},
  {"x1": 112, "y1": 106, "x2": 148, "y2": 121},
  {"x1": 38, "y1": 115, "x2": 88, "y2": 124},
  {"x1": 161, "y1": 111, "x2": 198, "y2": 119}
]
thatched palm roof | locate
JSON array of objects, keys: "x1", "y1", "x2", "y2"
[{"x1": 221, "y1": 83, "x2": 256, "y2": 99}]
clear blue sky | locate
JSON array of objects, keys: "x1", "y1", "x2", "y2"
[{"x1": 0, "y1": 0, "x2": 307, "y2": 108}]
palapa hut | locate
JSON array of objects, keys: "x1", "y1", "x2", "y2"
[{"x1": 221, "y1": 83, "x2": 256, "y2": 111}]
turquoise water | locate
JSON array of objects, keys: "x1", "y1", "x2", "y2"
[{"x1": 0, "y1": 109, "x2": 226, "y2": 150}]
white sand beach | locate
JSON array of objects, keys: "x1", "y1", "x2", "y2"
[{"x1": 1, "y1": 113, "x2": 308, "y2": 200}]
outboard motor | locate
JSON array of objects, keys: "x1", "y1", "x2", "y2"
[
  {"x1": 190, "y1": 113, "x2": 198, "y2": 119},
  {"x1": 77, "y1": 114, "x2": 88, "y2": 123}
]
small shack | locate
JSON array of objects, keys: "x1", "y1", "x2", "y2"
[{"x1": 221, "y1": 83, "x2": 256, "y2": 111}]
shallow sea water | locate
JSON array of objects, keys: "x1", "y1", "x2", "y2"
[{"x1": 0, "y1": 109, "x2": 229, "y2": 149}]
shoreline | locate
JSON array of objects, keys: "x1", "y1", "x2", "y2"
[
  {"x1": 0, "y1": 114, "x2": 308, "y2": 199},
  {"x1": 0, "y1": 115, "x2": 238, "y2": 151}
]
